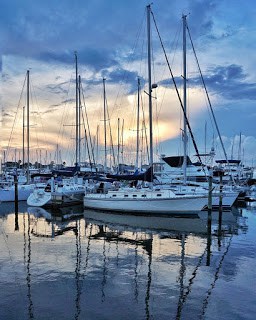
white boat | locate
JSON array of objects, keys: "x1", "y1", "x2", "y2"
[
  {"x1": 27, "y1": 178, "x2": 86, "y2": 207},
  {"x1": 83, "y1": 6, "x2": 208, "y2": 215},
  {"x1": 84, "y1": 188, "x2": 207, "y2": 214},
  {"x1": 166, "y1": 184, "x2": 239, "y2": 210},
  {"x1": 0, "y1": 183, "x2": 35, "y2": 202}
]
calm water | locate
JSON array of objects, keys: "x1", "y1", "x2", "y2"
[{"x1": 0, "y1": 201, "x2": 255, "y2": 320}]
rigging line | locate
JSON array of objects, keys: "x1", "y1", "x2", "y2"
[
  {"x1": 151, "y1": 11, "x2": 205, "y2": 171},
  {"x1": 5, "y1": 74, "x2": 27, "y2": 160},
  {"x1": 156, "y1": 21, "x2": 182, "y2": 123},
  {"x1": 186, "y1": 24, "x2": 232, "y2": 175},
  {"x1": 29, "y1": 80, "x2": 40, "y2": 156},
  {"x1": 30, "y1": 79, "x2": 48, "y2": 156},
  {"x1": 81, "y1": 83, "x2": 96, "y2": 166},
  {"x1": 112, "y1": 10, "x2": 147, "y2": 114},
  {"x1": 56, "y1": 69, "x2": 73, "y2": 148},
  {"x1": 81, "y1": 113, "x2": 93, "y2": 170},
  {"x1": 0, "y1": 223, "x2": 24, "y2": 295},
  {"x1": 199, "y1": 235, "x2": 233, "y2": 319},
  {"x1": 150, "y1": 35, "x2": 161, "y2": 157},
  {"x1": 141, "y1": 96, "x2": 150, "y2": 165},
  {"x1": 106, "y1": 97, "x2": 116, "y2": 167},
  {"x1": 176, "y1": 247, "x2": 208, "y2": 319}
]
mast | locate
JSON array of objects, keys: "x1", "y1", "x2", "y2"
[
  {"x1": 56, "y1": 144, "x2": 59, "y2": 165},
  {"x1": 96, "y1": 124, "x2": 99, "y2": 168},
  {"x1": 182, "y1": 14, "x2": 188, "y2": 184},
  {"x1": 22, "y1": 106, "x2": 25, "y2": 169},
  {"x1": 136, "y1": 78, "x2": 140, "y2": 170},
  {"x1": 75, "y1": 51, "x2": 78, "y2": 166},
  {"x1": 121, "y1": 119, "x2": 124, "y2": 165},
  {"x1": 78, "y1": 75, "x2": 81, "y2": 164},
  {"x1": 238, "y1": 132, "x2": 242, "y2": 160},
  {"x1": 26, "y1": 70, "x2": 30, "y2": 183},
  {"x1": 117, "y1": 118, "x2": 120, "y2": 173},
  {"x1": 103, "y1": 78, "x2": 107, "y2": 171},
  {"x1": 147, "y1": 5, "x2": 153, "y2": 168}
]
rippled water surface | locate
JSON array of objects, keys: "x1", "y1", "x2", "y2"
[{"x1": 0, "y1": 202, "x2": 255, "y2": 319}]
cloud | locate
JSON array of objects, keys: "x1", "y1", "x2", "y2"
[
  {"x1": 45, "y1": 82, "x2": 69, "y2": 96},
  {"x1": 191, "y1": 64, "x2": 256, "y2": 100},
  {"x1": 1, "y1": 0, "x2": 256, "y2": 165},
  {"x1": 159, "y1": 64, "x2": 256, "y2": 101}
]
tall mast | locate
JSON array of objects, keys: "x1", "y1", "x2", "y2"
[
  {"x1": 238, "y1": 132, "x2": 242, "y2": 160},
  {"x1": 117, "y1": 118, "x2": 120, "y2": 173},
  {"x1": 96, "y1": 124, "x2": 99, "y2": 167},
  {"x1": 26, "y1": 70, "x2": 30, "y2": 183},
  {"x1": 121, "y1": 119, "x2": 124, "y2": 165},
  {"x1": 147, "y1": 4, "x2": 153, "y2": 168},
  {"x1": 103, "y1": 78, "x2": 107, "y2": 171},
  {"x1": 182, "y1": 14, "x2": 188, "y2": 184},
  {"x1": 22, "y1": 106, "x2": 25, "y2": 169},
  {"x1": 78, "y1": 75, "x2": 81, "y2": 164},
  {"x1": 136, "y1": 78, "x2": 140, "y2": 170},
  {"x1": 75, "y1": 51, "x2": 78, "y2": 165}
]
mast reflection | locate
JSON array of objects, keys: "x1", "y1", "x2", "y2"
[{"x1": 25, "y1": 213, "x2": 34, "y2": 319}]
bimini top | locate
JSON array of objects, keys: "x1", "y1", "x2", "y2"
[{"x1": 162, "y1": 156, "x2": 193, "y2": 168}]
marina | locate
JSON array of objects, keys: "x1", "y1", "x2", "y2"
[
  {"x1": 1, "y1": 1, "x2": 256, "y2": 319},
  {"x1": 0, "y1": 201, "x2": 255, "y2": 319}
]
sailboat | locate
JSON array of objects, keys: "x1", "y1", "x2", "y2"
[
  {"x1": 83, "y1": 5, "x2": 207, "y2": 215},
  {"x1": 0, "y1": 70, "x2": 36, "y2": 202},
  {"x1": 27, "y1": 53, "x2": 87, "y2": 208},
  {"x1": 151, "y1": 14, "x2": 239, "y2": 210}
]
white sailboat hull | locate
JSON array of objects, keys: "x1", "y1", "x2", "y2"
[
  {"x1": 27, "y1": 187, "x2": 85, "y2": 207},
  {"x1": 84, "y1": 189, "x2": 207, "y2": 215},
  {"x1": 0, "y1": 184, "x2": 35, "y2": 202}
]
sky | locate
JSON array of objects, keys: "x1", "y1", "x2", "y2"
[{"x1": 1, "y1": 0, "x2": 256, "y2": 167}]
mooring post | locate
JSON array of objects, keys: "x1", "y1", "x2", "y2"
[
  {"x1": 208, "y1": 169, "x2": 213, "y2": 212},
  {"x1": 219, "y1": 172, "x2": 223, "y2": 213},
  {"x1": 206, "y1": 169, "x2": 213, "y2": 266}
]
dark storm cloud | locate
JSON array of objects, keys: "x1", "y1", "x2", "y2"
[
  {"x1": 0, "y1": 0, "x2": 221, "y2": 72},
  {"x1": 0, "y1": 0, "x2": 146, "y2": 70},
  {"x1": 102, "y1": 68, "x2": 141, "y2": 94},
  {"x1": 159, "y1": 64, "x2": 256, "y2": 101},
  {"x1": 192, "y1": 64, "x2": 256, "y2": 100},
  {"x1": 39, "y1": 49, "x2": 119, "y2": 72},
  {"x1": 80, "y1": 67, "x2": 142, "y2": 95},
  {"x1": 186, "y1": 0, "x2": 217, "y2": 37}
]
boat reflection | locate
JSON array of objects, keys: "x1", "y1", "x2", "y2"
[
  {"x1": 27, "y1": 205, "x2": 84, "y2": 238},
  {"x1": 16, "y1": 205, "x2": 247, "y2": 319},
  {"x1": 84, "y1": 209, "x2": 208, "y2": 235}
]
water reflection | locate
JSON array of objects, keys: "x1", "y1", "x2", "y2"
[
  {"x1": 23, "y1": 212, "x2": 34, "y2": 319},
  {"x1": 83, "y1": 208, "x2": 244, "y2": 319},
  {"x1": 0, "y1": 203, "x2": 251, "y2": 320},
  {"x1": 74, "y1": 219, "x2": 82, "y2": 320}
]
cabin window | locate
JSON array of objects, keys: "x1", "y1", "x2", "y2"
[
  {"x1": 124, "y1": 195, "x2": 129, "y2": 197},
  {"x1": 112, "y1": 194, "x2": 117, "y2": 197},
  {"x1": 141, "y1": 195, "x2": 146, "y2": 198},
  {"x1": 133, "y1": 195, "x2": 137, "y2": 198},
  {"x1": 157, "y1": 194, "x2": 162, "y2": 197}
]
